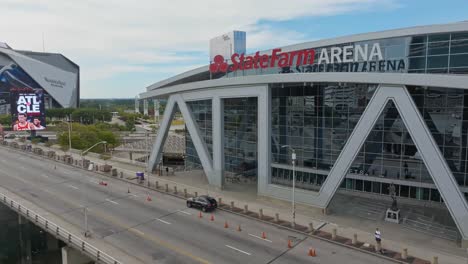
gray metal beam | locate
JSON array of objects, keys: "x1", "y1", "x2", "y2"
[
  {"x1": 211, "y1": 96, "x2": 224, "y2": 188},
  {"x1": 147, "y1": 96, "x2": 177, "y2": 172}
]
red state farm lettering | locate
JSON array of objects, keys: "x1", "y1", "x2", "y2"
[{"x1": 211, "y1": 48, "x2": 315, "y2": 73}]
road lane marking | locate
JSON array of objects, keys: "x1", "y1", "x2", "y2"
[
  {"x1": 67, "y1": 185, "x2": 79, "y2": 190},
  {"x1": 40, "y1": 174, "x2": 49, "y2": 178},
  {"x1": 88, "y1": 179, "x2": 98, "y2": 183},
  {"x1": 248, "y1": 233, "x2": 272, "y2": 243},
  {"x1": 225, "y1": 245, "x2": 251, "y2": 255},
  {"x1": 156, "y1": 219, "x2": 171, "y2": 225},
  {"x1": 177, "y1": 210, "x2": 191, "y2": 215},
  {"x1": 131, "y1": 228, "x2": 145, "y2": 236},
  {"x1": 105, "y1": 199, "x2": 119, "y2": 205}
]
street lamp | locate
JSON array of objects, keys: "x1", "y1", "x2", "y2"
[
  {"x1": 59, "y1": 119, "x2": 72, "y2": 151},
  {"x1": 282, "y1": 145, "x2": 296, "y2": 228},
  {"x1": 79, "y1": 140, "x2": 107, "y2": 237}
]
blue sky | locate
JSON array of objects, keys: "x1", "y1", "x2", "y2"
[{"x1": 1, "y1": 0, "x2": 466, "y2": 98}]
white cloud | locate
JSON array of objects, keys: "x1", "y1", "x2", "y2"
[{"x1": 0, "y1": 0, "x2": 397, "y2": 97}]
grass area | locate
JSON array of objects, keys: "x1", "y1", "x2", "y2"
[{"x1": 171, "y1": 119, "x2": 185, "y2": 126}]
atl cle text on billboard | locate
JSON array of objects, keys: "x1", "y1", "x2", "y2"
[{"x1": 209, "y1": 43, "x2": 404, "y2": 73}]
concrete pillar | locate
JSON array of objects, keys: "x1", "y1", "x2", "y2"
[
  {"x1": 308, "y1": 223, "x2": 314, "y2": 233},
  {"x1": 173, "y1": 186, "x2": 177, "y2": 194},
  {"x1": 184, "y1": 189, "x2": 187, "y2": 198},
  {"x1": 155, "y1": 181, "x2": 159, "y2": 189},
  {"x1": 401, "y1": 248, "x2": 408, "y2": 260},
  {"x1": 154, "y1": 99, "x2": 160, "y2": 124},
  {"x1": 194, "y1": 191, "x2": 198, "y2": 197},
  {"x1": 259, "y1": 208, "x2": 263, "y2": 220},
  {"x1": 143, "y1": 99, "x2": 148, "y2": 116},
  {"x1": 230, "y1": 201, "x2": 234, "y2": 210},
  {"x1": 135, "y1": 97, "x2": 140, "y2": 113},
  {"x1": 129, "y1": 152, "x2": 133, "y2": 160},
  {"x1": 165, "y1": 184, "x2": 169, "y2": 192},
  {"x1": 332, "y1": 228, "x2": 337, "y2": 240},
  {"x1": 352, "y1": 234, "x2": 357, "y2": 245},
  {"x1": 61, "y1": 246, "x2": 92, "y2": 264},
  {"x1": 211, "y1": 96, "x2": 224, "y2": 188},
  {"x1": 244, "y1": 205, "x2": 248, "y2": 214},
  {"x1": 218, "y1": 198, "x2": 222, "y2": 205},
  {"x1": 275, "y1": 213, "x2": 280, "y2": 223}
]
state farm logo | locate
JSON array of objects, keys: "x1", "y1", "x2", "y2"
[{"x1": 210, "y1": 55, "x2": 228, "y2": 73}]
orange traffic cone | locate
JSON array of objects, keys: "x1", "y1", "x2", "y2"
[
  {"x1": 224, "y1": 221, "x2": 229, "y2": 228},
  {"x1": 237, "y1": 224, "x2": 242, "y2": 232},
  {"x1": 288, "y1": 240, "x2": 292, "y2": 248},
  {"x1": 210, "y1": 214, "x2": 215, "y2": 221},
  {"x1": 308, "y1": 248, "x2": 316, "y2": 257},
  {"x1": 198, "y1": 211, "x2": 203, "y2": 218},
  {"x1": 146, "y1": 195, "x2": 152, "y2": 202},
  {"x1": 261, "y1": 232, "x2": 267, "y2": 239}
]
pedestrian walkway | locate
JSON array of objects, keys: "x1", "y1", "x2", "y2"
[{"x1": 25, "y1": 144, "x2": 468, "y2": 264}]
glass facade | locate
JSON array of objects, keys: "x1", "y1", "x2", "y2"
[
  {"x1": 219, "y1": 31, "x2": 468, "y2": 78},
  {"x1": 185, "y1": 100, "x2": 212, "y2": 170},
  {"x1": 271, "y1": 83, "x2": 468, "y2": 203},
  {"x1": 224, "y1": 98, "x2": 258, "y2": 179}
]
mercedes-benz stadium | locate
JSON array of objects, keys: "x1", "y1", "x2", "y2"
[
  {"x1": 0, "y1": 43, "x2": 79, "y2": 115},
  {"x1": 139, "y1": 21, "x2": 468, "y2": 245}
]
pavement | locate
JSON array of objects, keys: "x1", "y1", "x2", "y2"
[
  {"x1": 61, "y1": 151, "x2": 468, "y2": 264},
  {"x1": 8, "y1": 141, "x2": 468, "y2": 264},
  {"x1": 0, "y1": 145, "x2": 395, "y2": 264}
]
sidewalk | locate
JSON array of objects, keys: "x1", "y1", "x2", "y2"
[{"x1": 24, "y1": 143, "x2": 468, "y2": 264}]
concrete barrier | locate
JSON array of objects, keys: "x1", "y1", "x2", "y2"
[
  {"x1": 230, "y1": 201, "x2": 234, "y2": 210},
  {"x1": 275, "y1": 213, "x2": 280, "y2": 223},
  {"x1": 165, "y1": 184, "x2": 169, "y2": 192},
  {"x1": 244, "y1": 205, "x2": 248, "y2": 214},
  {"x1": 218, "y1": 198, "x2": 222, "y2": 205},
  {"x1": 155, "y1": 181, "x2": 159, "y2": 189},
  {"x1": 332, "y1": 228, "x2": 337, "y2": 240},
  {"x1": 259, "y1": 208, "x2": 263, "y2": 220},
  {"x1": 352, "y1": 233, "x2": 357, "y2": 245},
  {"x1": 432, "y1": 256, "x2": 438, "y2": 264},
  {"x1": 309, "y1": 222, "x2": 314, "y2": 233},
  {"x1": 184, "y1": 189, "x2": 187, "y2": 198},
  {"x1": 401, "y1": 248, "x2": 407, "y2": 260},
  {"x1": 111, "y1": 168, "x2": 117, "y2": 176},
  {"x1": 173, "y1": 186, "x2": 177, "y2": 194},
  {"x1": 194, "y1": 191, "x2": 198, "y2": 197}
]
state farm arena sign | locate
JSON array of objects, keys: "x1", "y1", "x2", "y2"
[{"x1": 209, "y1": 43, "x2": 406, "y2": 74}]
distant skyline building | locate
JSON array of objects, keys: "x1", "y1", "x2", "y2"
[{"x1": 209, "y1": 31, "x2": 246, "y2": 62}]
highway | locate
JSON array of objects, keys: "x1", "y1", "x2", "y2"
[{"x1": 0, "y1": 146, "x2": 394, "y2": 264}]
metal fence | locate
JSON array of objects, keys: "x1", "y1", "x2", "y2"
[{"x1": 0, "y1": 193, "x2": 121, "y2": 264}]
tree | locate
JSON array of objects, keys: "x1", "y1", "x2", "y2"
[{"x1": 57, "y1": 123, "x2": 120, "y2": 153}]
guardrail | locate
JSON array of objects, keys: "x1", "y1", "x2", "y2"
[{"x1": 0, "y1": 192, "x2": 121, "y2": 264}]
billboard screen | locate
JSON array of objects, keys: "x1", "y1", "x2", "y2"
[{"x1": 10, "y1": 88, "x2": 46, "y2": 131}]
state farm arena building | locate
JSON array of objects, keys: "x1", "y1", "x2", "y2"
[
  {"x1": 140, "y1": 22, "x2": 468, "y2": 245},
  {"x1": 0, "y1": 43, "x2": 79, "y2": 114}
]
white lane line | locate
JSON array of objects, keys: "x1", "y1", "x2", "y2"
[
  {"x1": 40, "y1": 174, "x2": 49, "y2": 178},
  {"x1": 105, "y1": 199, "x2": 119, "y2": 205},
  {"x1": 248, "y1": 233, "x2": 272, "y2": 243},
  {"x1": 225, "y1": 245, "x2": 251, "y2": 255},
  {"x1": 131, "y1": 194, "x2": 138, "y2": 198},
  {"x1": 156, "y1": 219, "x2": 171, "y2": 225},
  {"x1": 177, "y1": 210, "x2": 191, "y2": 215},
  {"x1": 132, "y1": 228, "x2": 145, "y2": 236},
  {"x1": 88, "y1": 179, "x2": 98, "y2": 184},
  {"x1": 67, "y1": 185, "x2": 79, "y2": 190}
]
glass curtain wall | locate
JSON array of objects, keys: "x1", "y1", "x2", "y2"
[
  {"x1": 224, "y1": 97, "x2": 258, "y2": 181},
  {"x1": 185, "y1": 100, "x2": 212, "y2": 170},
  {"x1": 271, "y1": 83, "x2": 468, "y2": 203}
]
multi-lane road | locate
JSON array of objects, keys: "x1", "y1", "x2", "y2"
[{"x1": 0, "y1": 146, "x2": 393, "y2": 264}]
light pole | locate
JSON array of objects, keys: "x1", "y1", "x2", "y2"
[
  {"x1": 282, "y1": 145, "x2": 296, "y2": 228},
  {"x1": 59, "y1": 119, "x2": 72, "y2": 151},
  {"x1": 80, "y1": 140, "x2": 106, "y2": 237}
]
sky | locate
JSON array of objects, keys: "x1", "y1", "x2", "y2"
[{"x1": 0, "y1": 0, "x2": 467, "y2": 98}]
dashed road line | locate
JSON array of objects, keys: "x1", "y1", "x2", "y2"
[
  {"x1": 177, "y1": 210, "x2": 191, "y2": 215},
  {"x1": 105, "y1": 198, "x2": 119, "y2": 205},
  {"x1": 248, "y1": 233, "x2": 272, "y2": 243},
  {"x1": 156, "y1": 219, "x2": 171, "y2": 225},
  {"x1": 67, "y1": 184, "x2": 79, "y2": 190},
  {"x1": 225, "y1": 245, "x2": 251, "y2": 255}
]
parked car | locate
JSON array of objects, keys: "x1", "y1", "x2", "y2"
[{"x1": 186, "y1": 195, "x2": 217, "y2": 212}]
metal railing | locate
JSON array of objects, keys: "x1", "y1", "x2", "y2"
[{"x1": 0, "y1": 193, "x2": 121, "y2": 264}]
